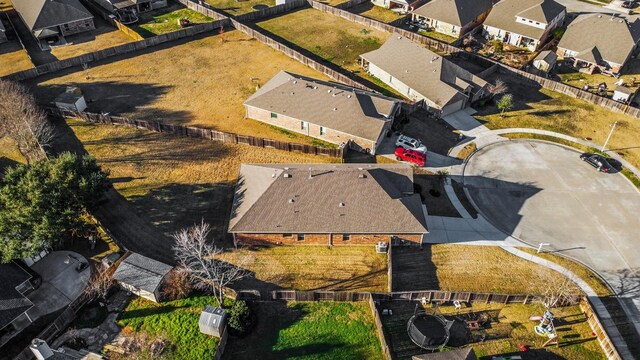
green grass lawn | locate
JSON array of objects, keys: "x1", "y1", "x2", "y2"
[
  {"x1": 132, "y1": 5, "x2": 214, "y2": 37},
  {"x1": 205, "y1": 0, "x2": 276, "y2": 16},
  {"x1": 418, "y1": 29, "x2": 458, "y2": 44},
  {"x1": 223, "y1": 301, "x2": 384, "y2": 359},
  {"x1": 116, "y1": 294, "x2": 231, "y2": 358}
]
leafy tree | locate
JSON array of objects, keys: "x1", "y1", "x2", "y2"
[
  {"x1": 491, "y1": 40, "x2": 504, "y2": 55},
  {"x1": 0, "y1": 152, "x2": 108, "y2": 262},
  {"x1": 228, "y1": 300, "x2": 254, "y2": 336},
  {"x1": 497, "y1": 93, "x2": 514, "y2": 117}
]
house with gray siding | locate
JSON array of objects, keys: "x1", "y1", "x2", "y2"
[
  {"x1": 244, "y1": 71, "x2": 401, "y2": 154},
  {"x1": 360, "y1": 36, "x2": 488, "y2": 116},
  {"x1": 411, "y1": 0, "x2": 494, "y2": 39}
]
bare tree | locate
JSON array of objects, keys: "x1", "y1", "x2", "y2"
[
  {"x1": 172, "y1": 221, "x2": 250, "y2": 307},
  {"x1": 540, "y1": 272, "x2": 578, "y2": 308},
  {"x1": 84, "y1": 265, "x2": 115, "y2": 302},
  {"x1": 162, "y1": 266, "x2": 193, "y2": 301},
  {"x1": 486, "y1": 79, "x2": 509, "y2": 98},
  {"x1": 0, "y1": 80, "x2": 55, "y2": 163}
]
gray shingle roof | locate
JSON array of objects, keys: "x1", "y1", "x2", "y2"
[
  {"x1": 12, "y1": 0, "x2": 93, "y2": 32},
  {"x1": 534, "y1": 49, "x2": 557, "y2": 63},
  {"x1": 229, "y1": 164, "x2": 428, "y2": 234},
  {"x1": 0, "y1": 262, "x2": 34, "y2": 330},
  {"x1": 412, "y1": 0, "x2": 494, "y2": 28},
  {"x1": 360, "y1": 36, "x2": 486, "y2": 109},
  {"x1": 558, "y1": 14, "x2": 640, "y2": 66},
  {"x1": 244, "y1": 71, "x2": 399, "y2": 142},
  {"x1": 483, "y1": 0, "x2": 565, "y2": 40},
  {"x1": 113, "y1": 253, "x2": 173, "y2": 293}
]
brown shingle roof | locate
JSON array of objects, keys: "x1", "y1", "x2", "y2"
[
  {"x1": 558, "y1": 14, "x2": 640, "y2": 66},
  {"x1": 12, "y1": 0, "x2": 92, "y2": 32},
  {"x1": 244, "y1": 71, "x2": 399, "y2": 143},
  {"x1": 483, "y1": 0, "x2": 565, "y2": 40},
  {"x1": 411, "y1": 0, "x2": 494, "y2": 28},
  {"x1": 360, "y1": 36, "x2": 486, "y2": 109},
  {"x1": 229, "y1": 164, "x2": 427, "y2": 234}
]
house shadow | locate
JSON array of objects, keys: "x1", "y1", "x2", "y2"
[
  {"x1": 29, "y1": 81, "x2": 195, "y2": 125},
  {"x1": 391, "y1": 245, "x2": 440, "y2": 292},
  {"x1": 475, "y1": 71, "x2": 553, "y2": 116}
]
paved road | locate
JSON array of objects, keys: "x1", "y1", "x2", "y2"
[{"x1": 464, "y1": 140, "x2": 640, "y2": 316}]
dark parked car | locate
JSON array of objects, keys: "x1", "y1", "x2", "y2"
[
  {"x1": 622, "y1": 1, "x2": 635, "y2": 8},
  {"x1": 580, "y1": 153, "x2": 614, "y2": 173}
]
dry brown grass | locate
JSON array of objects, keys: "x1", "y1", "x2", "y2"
[
  {"x1": 219, "y1": 245, "x2": 388, "y2": 292},
  {"x1": 0, "y1": 0, "x2": 33, "y2": 76},
  {"x1": 257, "y1": 8, "x2": 400, "y2": 96},
  {"x1": 205, "y1": 0, "x2": 276, "y2": 15},
  {"x1": 0, "y1": 136, "x2": 26, "y2": 171},
  {"x1": 49, "y1": 18, "x2": 135, "y2": 60},
  {"x1": 349, "y1": 3, "x2": 405, "y2": 23},
  {"x1": 30, "y1": 30, "x2": 330, "y2": 144},
  {"x1": 68, "y1": 119, "x2": 339, "y2": 238},
  {"x1": 431, "y1": 244, "x2": 583, "y2": 294},
  {"x1": 518, "y1": 247, "x2": 612, "y2": 297},
  {"x1": 455, "y1": 141, "x2": 477, "y2": 160}
]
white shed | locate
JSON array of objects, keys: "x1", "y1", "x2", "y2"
[
  {"x1": 54, "y1": 86, "x2": 87, "y2": 112},
  {"x1": 199, "y1": 306, "x2": 227, "y2": 337},
  {"x1": 533, "y1": 50, "x2": 557, "y2": 72},
  {"x1": 612, "y1": 86, "x2": 635, "y2": 103}
]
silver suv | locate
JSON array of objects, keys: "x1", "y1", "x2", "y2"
[{"x1": 395, "y1": 134, "x2": 427, "y2": 153}]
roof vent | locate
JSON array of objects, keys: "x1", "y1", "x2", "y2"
[
  {"x1": 338, "y1": 202, "x2": 345, "y2": 207},
  {"x1": 291, "y1": 92, "x2": 295, "y2": 95},
  {"x1": 333, "y1": 108, "x2": 337, "y2": 111},
  {"x1": 272, "y1": 173, "x2": 276, "y2": 178},
  {"x1": 288, "y1": 198, "x2": 295, "y2": 203},
  {"x1": 284, "y1": 173, "x2": 291, "y2": 178},
  {"x1": 327, "y1": 89, "x2": 332, "y2": 93},
  {"x1": 358, "y1": 167, "x2": 363, "y2": 170},
  {"x1": 347, "y1": 94, "x2": 352, "y2": 98},
  {"x1": 358, "y1": 174, "x2": 367, "y2": 179},
  {"x1": 293, "y1": 80, "x2": 297, "y2": 84},
  {"x1": 405, "y1": 70, "x2": 409, "y2": 73}
]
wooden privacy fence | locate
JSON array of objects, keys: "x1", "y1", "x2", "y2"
[
  {"x1": 234, "y1": 0, "x2": 307, "y2": 22},
  {"x1": 580, "y1": 298, "x2": 622, "y2": 360},
  {"x1": 52, "y1": 108, "x2": 344, "y2": 158},
  {"x1": 175, "y1": 0, "x2": 229, "y2": 20},
  {"x1": 272, "y1": 290, "x2": 372, "y2": 301},
  {"x1": 368, "y1": 297, "x2": 393, "y2": 360},
  {"x1": 113, "y1": 20, "x2": 144, "y2": 41}
]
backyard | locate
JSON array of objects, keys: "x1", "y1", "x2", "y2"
[
  {"x1": 115, "y1": 294, "x2": 230, "y2": 359},
  {"x1": 257, "y1": 8, "x2": 400, "y2": 96},
  {"x1": 379, "y1": 301, "x2": 605, "y2": 360},
  {"x1": 392, "y1": 245, "x2": 583, "y2": 295},
  {"x1": 28, "y1": 29, "x2": 331, "y2": 144},
  {"x1": 219, "y1": 245, "x2": 388, "y2": 292},
  {"x1": 0, "y1": 0, "x2": 33, "y2": 76},
  {"x1": 477, "y1": 72, "x2": 640, "y2": 170},
  {"x1": 131, "y1": 3, "x2": 215, "y2": 37},
  {"x1": 48, "y1": 16, "x2": 135, "y2": 61},
  {"x1": 349, "y1": 2, "x2": 405, "y2": 23},
  {"x1": 223, "y1": 301, "x2": 384, "y2": 359},
  {"x1": 61, "y1": 119, "x2": 338, "y2": 261},
  {"x1": 205, "y1": 0, "x2": 276, "y2": 16}
]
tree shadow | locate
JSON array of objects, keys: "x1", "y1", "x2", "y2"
[
  {"x1": 30, "y1": 82, "x2": 195, "y2": 125},
  {"x1": 116, "y1": 304, "x2": 188, "y2": 321},
  {"x1": 0, "y1": 156, "x2": 20, "y2": 174}
]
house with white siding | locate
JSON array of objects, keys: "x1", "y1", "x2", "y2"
[{"x1": 482, "y1": 0, "x2": 566, "y2": 51}]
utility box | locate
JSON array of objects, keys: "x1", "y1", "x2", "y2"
[
  {"x1": 199, "y1": 306, "x2": 227, "y2": 337},
  {"x1": 376, "y1": 241, "x2": 388, "y2": 253},
  {"x1": 54, "y1": 86, "x2": 87, "y2": 112}
]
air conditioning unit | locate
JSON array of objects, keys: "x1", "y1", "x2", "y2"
[{"x1": 376, "y1": 242, "x2": 388, "y2": 253}]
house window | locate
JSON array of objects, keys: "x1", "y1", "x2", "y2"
[
  {"x1": 452, "y1": 26, "x2": 457, "y2": 34},
  {"x1": 301, "y1": 121, "x2": 308, "y2": 130},
  {"x1": 271, "y1": 112, "x2": 278, "y2": 119},
  {"x1": 282, "y1": 233, "x2": 292, "y2": 238},
  {"x1": 342, "y1": 234, "x2": 351, "y2": 241},
  {"x1": 320, "y1": 126, "x2": 327, "y2": 135},
  {"x1": 297, "y1": 234, "x2": 305, "y2": 241}
]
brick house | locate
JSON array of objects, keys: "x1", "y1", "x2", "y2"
[
  {"x1": 556, "y1": 14, "x2": 640, "y2": 76},
  {"x1": 360, "y1": 36, "x2": 488, "y2": 117},
  {"x1": 244, "y1": 71, "x2": 401, "y2": 154},
  {"x1": 482, "y1": 0, "x2": 566, "y2": 51},
  {"x1": 228, "y1": 164, "x2": 428, "y2": 246},
  {"x1": 13, "y1": 0, "x2": 95, "y2": 49},
  {"x1": 411, "y1": 0, "x2": 494, "y2": 39}
]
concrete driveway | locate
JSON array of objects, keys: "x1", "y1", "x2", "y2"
[{"x1": 463, "y1": 140, "x2": 640, "y2": 298}]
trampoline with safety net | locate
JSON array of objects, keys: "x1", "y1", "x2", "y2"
[{"x1": 407, "y1": 305, "x2": 454, "y2": 351}]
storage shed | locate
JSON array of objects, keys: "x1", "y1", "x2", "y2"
[
  {"x1": 612, "y1": 86, "x2": 635, "y2": 103},
  {"x1": 113, "y1": 252, "x2": 173, "y2": 303},
  {"x1": 533, "y1": 50, "x2": 557, "y2": 72},
  {"x1": 199, "y1": 306, "x2": 227, "y2": 337},
  {"x1": 54, "y1": 86, "x2": 87, "y2": 112}
]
